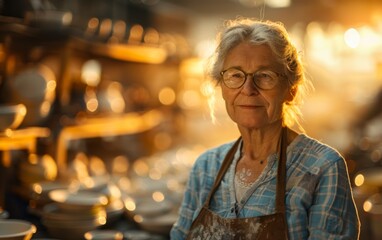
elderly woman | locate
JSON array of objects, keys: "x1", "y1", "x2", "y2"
[{"x1": 170, "y1": 18, "x2": 360, "y2": 239}]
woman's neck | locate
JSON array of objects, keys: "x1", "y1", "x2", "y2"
[{"x1": 238, "y1": 123, "x2": 283, "y2": 161}]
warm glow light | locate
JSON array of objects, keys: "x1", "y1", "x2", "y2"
[
  {"x1": 179, "y1": 90, "x2": 201, "y2": 109},
  {"x1": 41, "y1": 154, "x2": 57, "y2": 180},
  {"x1": 99, "y1": 18, "x2": 112, "y2": 38},
  {"x1": 152, "y1": 191, "x2": 165, "y2": 202},
  {"x1": 85, "y1": 87, "x2": 99, "y2": 112},
  {"x1": 180, "y1": 58, "x2": 205, "y2": 79},
  {"x1": 33, "y1": 183, "x2": 43, "y2": 194},
  {"x1": 195, "y1": 40, "x2": 215, "y2": 59},
  {"x1": 82, "y1": 176, "x2": 96, "y2": 188},
  {"x1": 62, "y1": 12, "x2": 72, "y2": 25},
  {"x1": 124, "y1": 197, "x2": 136, "y2": 211},
  {"x1": 40, "y1": 101, "x2": 51, "y2": 116},
  {"x1": 29, "y1": 153, "x2": 38, "y2": 164},
  {"x1": 129, "y1": 24, "x2": 144, "y2": 43},
  {"x1": 72, "y1": 152, "x2": 90, "y2": 179},
  {"x1": 200, "y1": 81, "x2": 215, "y2": 97},
  {"x1": 100, "y1": 196, "x2": 109, "y2": 205},
  {"x1": 133, "y1": 159, "x2": 149, "y2": 176},
  {"x1": 47, "y1": 80, "x2": 57, "y2": 91},
  {"x1": 149, "y1": 168, "x2": 162, "y2": 180},
  {"x1": 112, "y1": 20, "x2": 126, "y2": 39},
  {"x1": 133, "y1": 214, "x2": 143, "y2": 223},
  {"x1": 89, "y1": 156, "x2": 107, "y2": 176},
  {"x1": 84, "y1": 232, "x2": 91, "y2": 239},
  {"x1": 117, "y1": 177, "x2": 131, "y2": 192},
  {"x1": 363, "y1": 200, "x2": 372, "y2": 212},
  {"x1": 144, "y1": 28, "x2": 160, "y2": 45},
  {"x1": 358, "y1": 26, "x2": 382, "y2": 54},
  {"x1": 107, "y1": 184, "x2": 122, "y2": 198},
  {"x1": 112, "y1": 155, "x2": 129, "y2": 174},
  {"x1": 86, "y1": 98, "x2": 98, "y2": 112},
  {"x1": 81, "y1": 60, "x2": 101, "y2": 87},
  {"x1": 103, "y1": 44, "x2": 167, "y2": 64},
  {"x1": 106, "y1": 82, "x2": 125, "y2": 113},
  {"x1": 88, "y1": 18, "x2": 99, "y2": 29},
  {"x1": 85, "y1": 17, "x2": 99, "y2": 36},
  {"x1": 266, "y1": 0, "x2": 291, "y2": 8},
  {"x1": 98, "y1": 215, "x2": 107, "y2": 225},
  {"x1": 344, "y1": 28, "x2": 360, "y2": 49},
  {"x1": 158, "y1": 87, "x2": 176, "y2": 105},
  {"x1": 354, "y1": 174, "x2": 365, "y2": 187}
]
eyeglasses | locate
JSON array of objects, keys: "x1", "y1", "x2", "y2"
[{"x1": 220, "y1": 68, "x2": 282, "y2": 90}]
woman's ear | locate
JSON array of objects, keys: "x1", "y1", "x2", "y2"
[{"x1": 286, "y1": 86, "x2": 297, "y2": 103}]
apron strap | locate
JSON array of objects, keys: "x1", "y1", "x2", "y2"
[
  {"x1": 275, "y1": 127, "x2": 287, "y2": 213},
  {"x1": 204, "y1": 137, "x2": 242, "y2": 206}
]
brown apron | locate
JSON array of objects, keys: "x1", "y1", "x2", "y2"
[{"x1": 186, "y1": 127, "x2": 289, "y2": 240}]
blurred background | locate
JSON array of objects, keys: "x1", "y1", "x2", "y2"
[{"x1": 0, "y1": 0, "x2": 381, "y2": 239}]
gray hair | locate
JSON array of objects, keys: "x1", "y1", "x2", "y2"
[{"x1": 208, "y1": 18, "x2": 312, "y2": 130}]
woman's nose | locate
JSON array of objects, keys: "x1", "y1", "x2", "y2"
[{"x1": 241, "y1": 75, "x2": 260, "y2": 95}]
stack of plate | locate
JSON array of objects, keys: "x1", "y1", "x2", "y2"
[
  {"x1": 124, "y1": 196, "x2": 177, "y2": 235},
  {"x1": 104, "y1": 197, "x2": 124, "y2": 225},
  {"x1": 84, "y1": 230, "x2": 123, "y2": 240},
  {"x1": 0, "y1": 219, "x2": 36, "y2": 240},
  {"x1": 0, "y1": 104, "x2": 26, "y2": 132},
  {"x1": 41, "y1": 189, "x2": 108, "y2": 240},
  {"x1": 28, "y1": 181, "x2": 69, "y2": 216},
  {"x1": 98, "y1": 182, "x2": 124, "y2": 225}
]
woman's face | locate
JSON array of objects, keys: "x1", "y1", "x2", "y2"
[{"x1": 221, "y1": 42, "x2": 290, "y2": 130}]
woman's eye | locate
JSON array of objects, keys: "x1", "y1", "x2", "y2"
[
  {"x1": 258, "y1": 73, "x2": 272, "y2": 79},
  {"x1": 230, "y1": 72, "x2": 244, "y2": 79},
  {"x1": 257, "y1": 72, "x2": 276, "y2": 81}
]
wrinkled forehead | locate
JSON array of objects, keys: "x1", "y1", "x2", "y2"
[{"x1": 223, "y1": 42, "x2": 284, "y2": 71}]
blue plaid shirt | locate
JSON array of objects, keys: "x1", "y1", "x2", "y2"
[{"x1": 170, "y1": 134, "x2": 360, "y2": 239}]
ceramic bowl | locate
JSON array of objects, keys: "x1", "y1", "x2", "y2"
[
  {"x1": 125, "y1": 197, "x2": 172, "y2": 218},
  {"x1": 41, "y1": 203, "x2": 107, "y2": 240},
  {"x1": 0, "y1": 104, "x2": 26, "y2": 132},
  {"x1": 0, "y1": 219, "x2": 36, "y2": 240},
  {"x1": 0, "y1": 210, "x2": 9, "y2": 220},
  {"x1": 84, "y1": 230, "x2": 123, "y2": 240},
  {"x1": 42, "y1": 220, "x2": 103, "y2": 240},
  {"x1": 31, "y1": 181, "x2": 69, "y2": 199},
  {"x1": 49, "y1": 189, "x2": 108, "y2": 211},
  {"x1": 42, "y1": 203, "x2": 106, "y2": 222}
]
